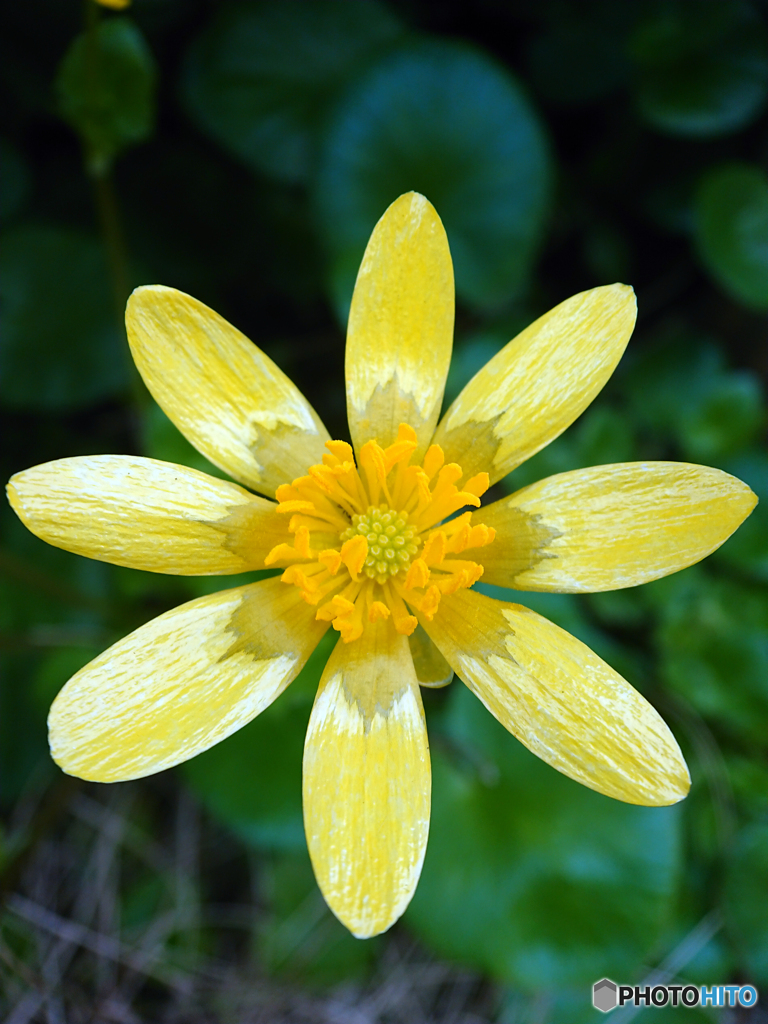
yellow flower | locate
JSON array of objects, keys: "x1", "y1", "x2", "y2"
[{"x1": 7, "y1": 193, "x2": 756, "y2": 939}]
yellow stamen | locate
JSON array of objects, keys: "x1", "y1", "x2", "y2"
[
  {"x1": 421, "y1": 531, "x2": 447, "y2": 565},
  {"x1": 368, "y1": 600, "x2": 391, "y2": 623},
  {"x1": 340, "y1": 535, "x2": 368, "y2": 580},
  {"x1": 404, "y1": 558, "x2": 430, "y2": 590},
  {"x1": 318, "y1": 549, "x2": 343, "y2": 575},
  {"x1": 422, "y1": 444, "x2": 444, "y2": 480},
  {"x1": 264, "y1": 542, "x2": 305, "y2": 567},
  {"x1": 271, "y1": 424, "x2": 495, "y2": 641}
]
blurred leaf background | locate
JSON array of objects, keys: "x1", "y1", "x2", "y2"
[{"x1": 1, "y1": 1, "x2": 767, "y2": 1021}]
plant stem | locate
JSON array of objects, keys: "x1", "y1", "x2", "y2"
[
  {"x1": 81, "y1": 0, "x2": 148, "y2": 412},
  {"x1": 93, "y1": 169, "x2": 132, "y2": 319}
]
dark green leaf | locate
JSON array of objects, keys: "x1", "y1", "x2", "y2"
[
  {"x1": 181, "y1": 0, "x2": 404, "y2": 184},
  {"x1": 406, "y1": 684, "x2": 682, "y2": 988},
  {"x1": 314, "y1": 39, "x2": 552, "y2": 315},
  {"x1": 630, "y1": 1, "x2": 768, "y2": 137},
  {"x1": 694, "y1": 163, "x2": 768, "y2": 311},
  {"x1": 56, "y1": 17, "x2": 157, "y2": 173},
  {"x1": 0, "y1": 224, "x2": 130, "y2": 410}
]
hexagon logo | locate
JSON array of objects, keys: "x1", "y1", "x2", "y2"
[{"x1": 593, "y1": 979, "x2": 618, "y2": 1012}]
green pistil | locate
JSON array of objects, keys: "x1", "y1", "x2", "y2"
[{"x1": 340, "y1": 505, "x2": 420, "y2": 584}]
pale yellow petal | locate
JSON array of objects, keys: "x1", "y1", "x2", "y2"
[
  {"x1": 303, "y1": 619, "x2": 430, "y2": 938},
  {"x1": 7, "y1": 456, "x2": 290, "y2": 575},
  {"x1": 408, "y1": 624, "x2": 454, "y2": 688},
  {"x1": 49, "y1": 578, "x2": 327, "y2": 782},
  {"x1": 422, "y1": 589, "x2": 689, "y2": 805},
  {"x1": 432, "y1": 285, "x2": 636, "y2": 484},
  {"x1": 346, "y1": 192, "x2": 454, "y2": 459},
  {"x1": 475, "y1": 462, "x2": 757, "y2": 592},
  {"x1": 126, "y1": 286, "x2": 329, "y2": 496}
]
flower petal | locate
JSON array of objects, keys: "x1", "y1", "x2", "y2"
[
  {"x1": 126, "y1": 286, "x2": 329, "y2": 496},
  {"x1": 346, "y1": 192, "x2": 454, "y2": 459},
  {"x1": 303, "y1": 619, "x2": 431, "y2": 937},
  {"x1": 7, "y1": 456, "x2": 290, "y2": 575},
  {"x1": 408, "y1": 624, "x2": 454, "y2": 688},
  {"x1": 48, "y1": 578, "x2": 327, "y2": 782},
  {"x1": 475, "y1": 462, "x2": 758, "y2": 592},
  {"x1": 432, "y1": 285, "x2": 636, "y2": 484},
  {"x1": 422, "y1": 588, "x2": 689, "y2": 805}
]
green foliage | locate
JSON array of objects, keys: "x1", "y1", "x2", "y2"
[
  {"x1": 0, "y1": 515, "x2": 114, "y2": 806},
  {"x1": 182, "y1": 632, "x2": 335, "y2": 851},
  {"x1": 407, "y1": 685, "x2": 682, "y2": 988},
  {"x1": 143, "y1": 402, "x2": 229, "y2": 480},
  {"x1": 2, "y1": 0, "x2": 767, "y2": 1014},
  {"x1": 182, "y1": 0, "x2": 404, "y2": 184},
  {"x1": 630, "y1": 0, "x2": 768, "y2": 137},
  {"x1": 715, "y1": 451, "x2": 768, "y2": 582},
  {"x1": 654, "y1": 572, "x2": 768, "y2": 745},
  {"x1": 694, "y1": 163, "x2": 768, "y2": 311},
  {"x1": 0, "y1": 225, "x2": 130, "y2": 410},
  {"x1": 724, "y1": 823, "x2": 768, "y2": 984},
  {"x1": 314, "y1": 39, "x2": 552, "y2": 316},
  {"x1": 182, "y1": 697, "x2": 307, "y2": 852},
  {"x1": 621, "y1": 331, "x2": 766, "y2": 461},
  {"x1": 257, "y1": 849, "x2": 381, "y2": 986},
  {"x1": 56, "y1": 16, "x2": 157, "y2": 175}
]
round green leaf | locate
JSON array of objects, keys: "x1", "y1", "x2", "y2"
[
  {"x1": 406, "y1": 685, "x2": 682, "y2": 988},
  {"x1": 56, "y1": 17, "x2": 157, "y2": 173},
  {"x1": 0, "y1": 225, "x2": 130, "y2": 410},
  {"x1": 694, "y1": 163, "x2": 768, "y2": 311},
  {"x1": 724, "y1": 823, "x2": 768, "y2": 984},
  {"x1": 314, "y1": 39, "x2": 552, "y2": 315},
  {"x1": 630, "y1": 1, "x2": 768, "y2": 138},
  {"x1": 181, "y1": 0, "x2": 404, "y2": 184}
]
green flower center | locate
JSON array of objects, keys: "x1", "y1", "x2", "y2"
[{"x1": 340, "y1": 505, "x2": 420, "y2": 584}]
